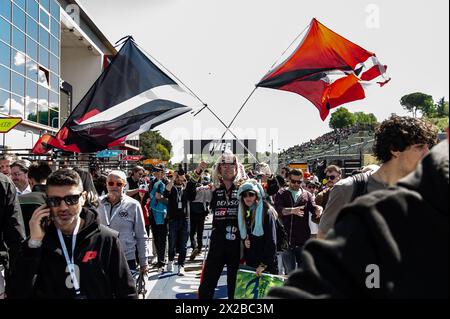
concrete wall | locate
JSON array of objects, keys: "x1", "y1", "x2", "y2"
[{"x1": 60, "y1": 46, "x2": 102, "y2": 106}]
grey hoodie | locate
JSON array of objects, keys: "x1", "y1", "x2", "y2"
[{"x1": 98, "y1": 194, "x2": 148, "y2": 266}]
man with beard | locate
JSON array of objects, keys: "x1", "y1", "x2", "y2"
[
  {"x1": 8, "y1": 169, "x2": 136, "y2": 298},
  {"x1": 187, "y1": 150, "x2": 247, "y2": 299}
]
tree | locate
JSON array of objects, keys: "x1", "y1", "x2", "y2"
[
  {"x1": 139, "y1": 131, "x2": 172, "y2": 160},
  {"x1": 436, "y1": 97, "x2": 449, "y2": 117},
  {"x1": 329, "y1": 107, "x2": 356, "y2": 129},
  {"x1": 400, "y1": 92, "x2": 435, "y2": 118},
  {"x1": 354, "y1": 112, "x2": 378, "y2": 128}
]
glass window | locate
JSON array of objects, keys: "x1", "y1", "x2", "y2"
[
  {"x1": 24, "y1": 99, "x2": 37, "y2": 121},
  {"x1": 0, "y1": 0, "x2": 11, "y2": 21},
  {"x1": 11, "y1": 49, "x2": 26, "y2": 75},
  {"x1": 39, "y1": 25, "x2": 49, "y2": 49},
  {"x1": 26, "y1": 77, "x2": 37, "y2": 100},
  {"x1": 49, "y1": 107, "x2": 58, "y2": 127},
  {"x1": 11, "y1": 71, "x2": 25, "y2": 96},
  {"x1": 26, "y1": 15, "x2": 38, "y2": 40},
  {"x1": 49, "y1": 71, "x2": 58, "y2": 91},
  {"x1": 40, "y1": 0, "x2": 49, "y2": 12},
  {"x1": 10, "y1": 92, "x2": 24, "y2": 117},
  {"x1": 49, "y1": 89, "x2": 57, "y2": 108},
  {"x1": 37, "y1": 66, "x2": 48, "y2": 86},
  {"x1": 38, "y1": 83, "x2": 48, "y2": 105},
  {"x1": 50, "y1": 17, "x2": 59, "y2": 39},
  {"x1": 49, "y1": 53, "x2": 58, "y2": 73},
  {"x1": 26, "y1": 0, "x2": 38, "y2": 20},
  {"x1": 26, "y1": 36, "x2": 37, "y2": 61},
  {"x1": 12, "y1": 26, "x2": 25, "y2": 51},
  {"x1": 50, "y1": 34, "x2": 58, "y2": 56},
  {"x1": 0, "y1": 18, "x2": 11, "y2": 43},
  {"x1": 39, "y1": 7, "x2": 49, "y2": 29},
  {"x1": 25, "y1": 56, "x2": 38, "y2": 81},
  {"x1": 49, "y1": 0, "x2": 59, "y2": 19},
  {"x1": 0, "y1": 89, "x2": 10, "y2": 114},
  {"x1": 13, "y1": 0, "x2": 25, "y2": 10},
  {"x1": 0, "y1": 41, "x2": 11, "y2": 67},
  {"x1": 37, "y1": 107, "x2": 49, "y2": 125},
  {"x1": 12, "y1": 4, "x2": 25, "y2": 30},
  {"x1": 0, "y1": 65, "x2": 11, "y2": 91},
  {"x1": 39, "y1": 46, "x2": 49, "y2": 68}
]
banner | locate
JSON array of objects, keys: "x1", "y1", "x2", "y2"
[{"x1": 234, "y1": 267, "x2": 285, "y2": 299}]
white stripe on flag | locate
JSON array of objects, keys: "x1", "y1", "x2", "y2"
[{"x1": 78, "y1": 84, "x2": 202, "y2": 124}]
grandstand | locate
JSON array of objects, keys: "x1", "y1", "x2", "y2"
[{"x1": 278, "y1": 124, "x2": 376, "y2": 177}]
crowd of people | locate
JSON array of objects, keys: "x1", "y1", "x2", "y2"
[{"x1": 0, "y1": 115, "x2": 447, "y2": 299}]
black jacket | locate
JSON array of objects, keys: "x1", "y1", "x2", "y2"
[
  {"x1": 268, "y1": 141, "x2": 449, "y2": 299},
  {"x1": 8, "y1": 207, "x2": 137, "y2": 299},
  {"x1": 19, "y1": 184, "x2": 47, "y2": 237},
  {"x1": 0, "y1": 173, "x2": 26, "y2": 271},
  {"x1": 164, "y1": 185, "x2": 188, "y2": 220}
]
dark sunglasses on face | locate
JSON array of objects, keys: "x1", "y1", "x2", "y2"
[
  {"x1": 290, "y1": 179, "x2": 302, "y2": 184},
  {"x1": 307, "y1": 184, "x2": 316, "y2": 189},
  {"x1": 242, "y1": 192, "x2": 256, "y2": 198},
  {"x1": 46, "y1": 194, "x2": 83, "y2": 208},
  {"x1": 327, "y1": 175, "x2": 337, "y2": 180},
  {"x1": 108, "y1": 181, "x2": 124, "y2": 187}
]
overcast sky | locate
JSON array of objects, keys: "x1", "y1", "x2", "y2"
[{"x1": 78, "y1": 0, "x2": 449, "y2": 162}]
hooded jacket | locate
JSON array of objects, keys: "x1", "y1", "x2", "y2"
[
  {"x1": 268, "y1": 141, "x2": 449, "y2": 299},
  {"x1": 8, "y1": 207, "x2": 137, "y2": 299}
]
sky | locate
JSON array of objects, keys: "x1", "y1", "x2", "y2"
[{"x1": 78, "y1": 0, "x2": 449, "y2": 162}]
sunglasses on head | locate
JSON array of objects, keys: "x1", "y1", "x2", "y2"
[
  {"x1": 46, "y1": 194, "x2": 83, "y2": 208},
  {"x1": 326, "y1": 175, "x2": 337, "y2": 180},
  {"x1": 290, "y1": 179, "x2": 302, "y2": 184},
  {"x1": 242, "y1": 192, "x2": 256, "y2": 198},
  {"x1": 108, "y1": 181, "x2": 124, "y2": 187}
]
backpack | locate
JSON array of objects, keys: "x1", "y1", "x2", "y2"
[{"x1": 350, "y1": 172, "x2": 370, "y2": 202}]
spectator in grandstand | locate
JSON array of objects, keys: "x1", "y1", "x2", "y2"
[
  {"x1": 19, "y1": 162, "x2": 52, "y2": 236},
  {"x1": 268, "y1": 137, "x2": 448, "y2": 299},
  {"x1": 8, "y1": 169, "x2": 137, "y2": 299},
  {"x1": 0, "y1": 154, "x2": 16, "y2": 177},
  {"x1": 237, "y1": 179, "x2": 278, "y2": 276},
  {"x1": 274, "y1": 169, "x2": 321, "y2": 274},
  {"x1": 0, "y1": 172, "x2": 25, "y2": 299},
  {"x1": 318, "y1": 115, "x2": 438, "y2": 239},
  {"x1": 98, "y1": 170, "x2": 148, "y2": 275},
  {"x1": 10, "y1": 160, "x2": 32, "y2": 195}
]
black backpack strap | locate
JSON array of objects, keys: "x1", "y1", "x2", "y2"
[{"x1": 350, "y1": 173, "x2": 369, "y2": 202}]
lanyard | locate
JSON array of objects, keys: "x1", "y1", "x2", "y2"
[
  {"x1": 57, "y1": 217, "x2": 81, "y2": 296},
  {"x1": 104, "y1": 199, "x2": 121, "y2": 227},
  {"x1": 174, "y1": 186, "x2": 184, "y2": 209}
]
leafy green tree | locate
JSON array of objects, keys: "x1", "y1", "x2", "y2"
[
  {"x1": 400, "y1": 92, "x2": 435, "y2": 118},
  {"x1": 329, "y1": 107, "x2": 356, "y2": 129},
  {"x1": 354, "y1": 112, "x2": 378, "y2": 127},
  {"x1": 436, "y1": 97, "x2": 449, "y2": 117},
  {"x1": 139, "y1": 130, "x2": 172, "y2": 160}
]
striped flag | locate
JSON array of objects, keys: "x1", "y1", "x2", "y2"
[{"x1": 32, "y1": 38, "x2": 202, "y2": 154}]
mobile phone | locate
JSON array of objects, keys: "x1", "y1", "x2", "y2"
[{"x1": 40, "y1": 215, "x2": 52, "y2": 232}]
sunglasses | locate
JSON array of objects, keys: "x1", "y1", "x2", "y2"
[
  {"x1": 46, "y1": 194, "x2": 83, "y2": 208},
  {"x1": 108, "y1": 181, "x2": 125, "y2": 187},
  {"x1": 242, "y1": 192, "x2": 256, "y2": 198},
  {"x1": 307, "y1": 184, "x2": 316, "y2": 189},
  {"x1": 326, "y1": 175, "x2": 337, "y2": 180},
  {"x1": 290, "y1": 180, "x2": 302, "y2": 184}
]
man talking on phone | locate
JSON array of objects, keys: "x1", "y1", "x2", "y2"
[{"x1": 8, "y1": 169, "x2": 137, "y2": 299}]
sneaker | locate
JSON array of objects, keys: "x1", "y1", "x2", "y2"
[
  {"x1": 166, "y1": 261, "x2": 174, "y2": 272},
  {"x1": 177, "y1": 265, "x2": 185, "y2": 276},
  {"x1": 189, "y1": 248, "x2": 200, "y2": 261}
]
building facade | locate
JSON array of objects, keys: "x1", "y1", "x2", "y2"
[{"x1": 0, "y1": 0, "x2": 117, "y2": 152}]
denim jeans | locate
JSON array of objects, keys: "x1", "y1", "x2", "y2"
[
  {"x1": 281, "y1": 246, "x2": 303, "y2": 275},
  {"x1": 168, "y1": 218, "x2": 189, "y2": 266}
]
